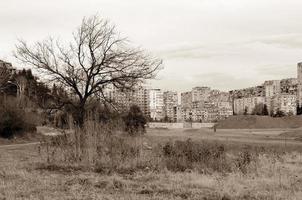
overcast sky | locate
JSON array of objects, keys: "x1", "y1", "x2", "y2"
[{"x1": 1, "y1": 0, "x2": 302, "y2": 92}]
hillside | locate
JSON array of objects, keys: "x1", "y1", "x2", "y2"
[{"x1": 217, "y1": 115, "x2": 302, "y2": 129}]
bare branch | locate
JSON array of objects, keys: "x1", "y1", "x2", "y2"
[{"x1": 14, "y1": 14, "x2": 162, "y2": 125}]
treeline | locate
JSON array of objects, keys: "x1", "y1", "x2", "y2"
[
  {"x1": 242, "y1": 103, "x2": 293, "y2": 118},
  {"x1": 0, "y1": 67, "x2": 147, "y2": 138}
]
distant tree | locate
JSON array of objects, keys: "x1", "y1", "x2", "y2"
[
  {"x1": 273, "y1": 108, "x2": 286, "y2": 118},
  {"x1": 263, "y1": 104, "x2": 269, "y2": 116},
  {"x1": 0, "y1": 65, "x2": 11, "y2": 91},
  {"x1": 244, "y1": 106, "x2": 248, "y2": 115},
  {"x1": 297, "y1": 105, "x2": 302, "y2": 115},
  {"x1": 252, "y1": 103, "x2": 268, "y2": 116},
  {"x1": 123, "y1": 105, "x2": 147, "y2": 136},
  {"x1": 15, "y1": 15, "x2": 162, "y2": 127},
  {"x1": 163, "y1": 115, "x2": 171, "y2": 122}
]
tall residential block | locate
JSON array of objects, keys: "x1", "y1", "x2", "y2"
[
  {"x1": 181, "y1": 91, "x2": 193, "y2": 109},
  {"x1": 192, "y1": 86, "x2": 211, "y2": 102},
  {"x1": 149, "y1": 89, "x2": 164, "y2": 121},
  {"x1": 271, "y1": 94, "x2": 297, "y2": 115},
  {"x1": 163, "y1": 91, "x2": 178, "y2": 122},
  {"x1": 264, "y1": 80, "x2": 281, "y2": 97},
  {"x1": 233, "y1": 96, "x2": 266, "y2": 115},
  {"x1": 280, "y1": 78, "x2": 298, "y2": 95},
  {"x1": 103, "y1": 84, "x2": 150, "y2": 116}
]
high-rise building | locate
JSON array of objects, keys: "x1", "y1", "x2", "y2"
[
  {"x1": 163, "y1": 91, "x2": 178, "y2": 122},
  {"x1": 192, "y1": 86, "x2": 211, "y2": 102},
  {"x1": 271, "y1": 94, "x2": 297, "y2": 115},
  {"x1": 264, "y1": 80, "x2": 281, "y2": 97},
  {"x1": 181, "y1": 91, "x2": 193, "y2": 109},
  {"x1": 280, "y1": 78, "x2": 298, "y2": 95},
  {"x1": 149, "y1": 89, "x2": 164, "y2": 121},
  {"x1": 103, "y1": 84, "x2": 150, "y2": 116},
  {"x1": 132, "y1": 86, "x2": 150, "y2": 117},
  {"x1": 233, "y1": 96, "x2": 266, "y2": 115},
  {"x1": 230, "y1": 85, "x2": 265, "y2": 99}
]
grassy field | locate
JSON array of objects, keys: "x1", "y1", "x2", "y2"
[
  {"x1": 146, "y1": 128, "x2": 302, "y2": 152},
  {"x1": 217, "y1": 115, "x2": 302, "y2": 129},
  {"x1": 1, "y1": 128, "x2": 302, "y2": 200}
]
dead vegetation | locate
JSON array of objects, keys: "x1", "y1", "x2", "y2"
[
  {"x1": 1, "y1": 142, "x2": 302, "y2": 200},
  {"x1": 1, "y1": 118, "x2": 302, "y2": 199}
]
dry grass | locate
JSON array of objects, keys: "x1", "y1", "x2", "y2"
[
  {"x1": 1, "y1": 142, "x2": 302, "y2": 199},
  {"x1": 1, "y1": 123, "x2": 302, "y2": 200},
  {"x1": 217, "y1": 115, "x2": 302, "y2": 129}
]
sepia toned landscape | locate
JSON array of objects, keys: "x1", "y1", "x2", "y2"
[
  {"x1": 1, "y1": 125, "x2": 302, "y2": 199},
  {"x1": 1, "y1": 1, "x2": 302, "y2": 200}
]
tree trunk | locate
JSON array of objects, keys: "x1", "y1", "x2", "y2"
[{"x1": 73, "y1": 104, "x2": 86, "y2": 128}]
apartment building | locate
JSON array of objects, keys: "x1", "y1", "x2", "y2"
[
  {"x1": 233, "y1": 96, "x2": 266, "y2": 115},
  {"x1": 149, "y1": 89, "x2": 164, "y2": 121},
  {"x1": 271, "y1": 94, "x2": 297, "y2": 115},
  {"x1": 103, "y1": 84, "x2": 150, "y2": 116},
  {"x1": 181, "y1": 91, "x2": 193, "y2": 109},
  {"x1": 280, "y1": 78, "x2": 298, "y2": 95},
  {"x1": 230, "y1": 85, "x2": 265, "y2": 99},
  {"x1": 163, "y1": 91, "x2": 178, "y2": 122},
  {"x1": 192, "y1": 86, "x2": 211, "y2": 102},
  {"x1": 264, "y1": 80, "x2": 281, "y2": 97}
]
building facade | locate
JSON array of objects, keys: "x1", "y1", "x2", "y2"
[
  {"x1": 163, "y1": 91, "x2": 178, "y2": 122},
  {"x1": 103, "y1": 84, "x2": 150, "y2": 116},
  {"x1": 264, "y1": 80, "x2": 281, "y2": 97},
  {"x1": 233, "y1": 96, "x2": 266, "y2": 115},
  {"x1": 149, "y1": 89, "x2": 164, "y2": 121},
  {"x1": 270, "y1": 94, "x2": 297, "y2": 115}
]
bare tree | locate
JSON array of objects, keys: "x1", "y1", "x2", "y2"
[
  {"x1": 0, "y1": 64, "x2": 11, "y2": 91},
  {"x1": 15, "y1": 15, "x2": 162, "y2": 126}
]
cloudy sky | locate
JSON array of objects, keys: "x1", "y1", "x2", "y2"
[{"x1": 1, "y1": 0, "x2": 302, "y2": 92}]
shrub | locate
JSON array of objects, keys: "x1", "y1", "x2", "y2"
[
  {"x1": 39, "y1": 120, "x2": 147, "y2": 173},
  {"x1": 123, "y1": 105, "x2": 146, "y2": 136},
  {"x1": 235, "y1": 145, "x2": 258, "y2": 174},
  {"x1": 161, "y1": 139, "x2": 229, "y2": 173},
  {"x1": 273, "y1": 108, "x2": 286, "y2": 117},
  {"x1": 0, "y1": 102, "x2": 36, "y2": 138}
]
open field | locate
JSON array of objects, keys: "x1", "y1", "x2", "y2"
[
  {"x1": 146, "y1": 128, "x2": 302, "y2": 152},
  {"x1": 217, "y1": 115, "x2": 302, "y2": 129},
  {"x1": 1, "y1": 128, "x2": 302, "y2": 199}
]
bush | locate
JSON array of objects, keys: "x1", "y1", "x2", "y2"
[
  {"x1": 123, "y1": 105, "x2": 146, "y2": 136},
  {"x1": 161, "y1": 139, "x2": 229, "y2": 173},
  {"x1": 0, "y1": 102, "x2": 36, "y2": 138},
  {"x1": 39, "y1": 120, "x2": 146, "y2": 173},
  {"x1": 273, "y1": 109, "x2": 286, "y2": 117},
  {"x1": 235, "y1": 145, "x2": 259, "y2": 174}
]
